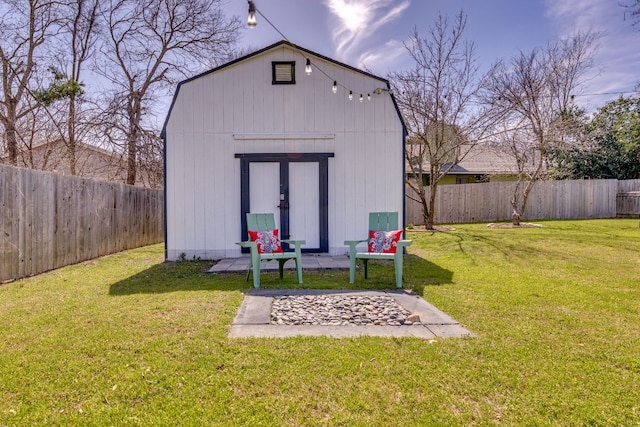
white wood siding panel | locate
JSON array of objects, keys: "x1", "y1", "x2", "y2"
[
  {"x1": 191, "y1": 132, "x2": 206, "y2": 253},
  {"x1": 182, "y1": 130, "x2": 197, "y2": 255},
  {"x1": 203, "y1": 133, "x2": 219, "y2": 256},
  {"x1": 224, "y1": 168, "x2": 242, "y2": 258},
  {"x1": 165, "y1": 133, "x2": 183, "y2": 259},
  {"x1": 252, "y1": 55, "x2": 265, "y2": 132},
  {"x1": 223, "y1": 69, "x2": 234, "y2": 134},
  {"x1": 233, "y1": 63, "x2": 246, "y2": 133},
  {"x1": 204, "y1": 74, "x2": 223, "y2": 134}
]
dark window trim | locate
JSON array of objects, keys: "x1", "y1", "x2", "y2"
[{"x1": 272, "y1": 61, "x2": 296, "y2": 85}]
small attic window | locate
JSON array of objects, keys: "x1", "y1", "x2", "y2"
[{"x1": 272, "y1": 61, "x2": 296, "y2": 84}]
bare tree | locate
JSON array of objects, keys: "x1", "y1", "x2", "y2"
[
  {"x1": 96, "y1": 0, "x2": 241, "y2": 185},
  {"x1": 483, "y1": 31, "x2": 598, "y2": 225},
  {"x1": 0, "y1": 0, "x2": 60, "y2": 165},
  {"x1": 489, "y1": 122, "x2": 539, "y2": 225},
  {"x1": 390, "y1": 12, "x2": 499, "y2": 230}
]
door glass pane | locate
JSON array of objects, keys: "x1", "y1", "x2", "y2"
[
  {"x1": 249, "y1": 162, "x2": 280, "y2": 227},
  {"x1": 289, "y1": 162, "x2": 319, "y2": 247}
]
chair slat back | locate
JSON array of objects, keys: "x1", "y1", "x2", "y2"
[
  {"x1": 368, "y1": 212, "x2": 399, "y2": 231},
  {"x1": 246, "y1": 213, "x2": 276, "y2": 233}
]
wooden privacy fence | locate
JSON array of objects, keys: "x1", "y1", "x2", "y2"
[
  {"x1": 405, "y1": 179, "x2": 633, "y2": 225},
  {"x1": 1, "y1": 165, "x2": 163, "y2": 282}
]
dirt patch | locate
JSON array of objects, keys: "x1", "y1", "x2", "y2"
[{"x1": 487, "y1": 222, "x2": 542, "y2": 229}]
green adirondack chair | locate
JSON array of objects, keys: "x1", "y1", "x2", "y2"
[
  {"x1": 344, "y1": 212, "x2": 412, "y2": 288},
  {"x1": 236, "y1": 213, "x2": 305, "y2": 288}
]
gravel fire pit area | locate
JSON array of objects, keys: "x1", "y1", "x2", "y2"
[
  {"x1": 271, "y1": 294, "x2": 419, "y2": 326},
  {"x1": 229, "y1": 289, "x2": 475, "y2": 339}
]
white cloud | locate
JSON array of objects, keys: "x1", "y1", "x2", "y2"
[
  {"x1": 326, "y1": 0, "x2": 410, "y2": 62},
  {"x1": 357, "y1": 40, "x2": 407, "y2": 73}
]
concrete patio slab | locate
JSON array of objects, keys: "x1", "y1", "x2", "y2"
[{"x1": 229, "y1": 289, "x2": 476, "y2": 339}]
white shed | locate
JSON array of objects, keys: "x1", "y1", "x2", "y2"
[{"x1": 162, "y1": 40, "x2": 407, "y2": 261}]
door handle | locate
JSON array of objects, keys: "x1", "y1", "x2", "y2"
[{"x1": 277, "y1": 202, "x2": 289, "y2": 209}]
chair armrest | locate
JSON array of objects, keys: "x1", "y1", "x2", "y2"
[
  {"x1": 281, "y1": 239, "x2": 305, "y2": 247},
  {"x1": 282, "y1": 239, "x2": 304, "y2": 258},
  {"x1": 344, "y1": 239, "x2": 367, "y2": 258},
  {"x1": 396, "y1": 239, "x2": 412, "y2": 255},
  {"x1": 397, "y1": 239, "x2": 413, "y2": 248}
]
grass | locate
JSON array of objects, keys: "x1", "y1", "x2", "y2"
[{"x1": 1, "y1": 219, "x2": 639, "y2": 426}]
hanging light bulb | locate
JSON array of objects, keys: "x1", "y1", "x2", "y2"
[
  {"x1": 305, "y1": 58, "x2": 312, "y2": 75},
  {"x1": 247, "y1": 1, "x2": 257, "y2": 28},
  {"x1": 348, "y1": 91, "x2": 353, "y2": 101},
  {"x1": 359, "y1": 94, "x2": 363, "y2": 102},
  {"x1": 367, "y1": 93, "x2": 371, "y2": 101},
  {"x1": 332, "y1": 81, "x2": 337, "y2": 93}
]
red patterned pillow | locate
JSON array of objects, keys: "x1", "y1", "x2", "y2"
[
  {"x1": 368, "y1": 230, "x2": 402, "y2": 253},
  {"x1": 248, "y1": 229, "x2": 283, "y2": 254}
]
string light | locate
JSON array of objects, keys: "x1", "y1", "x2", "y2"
[
  {"x1": 367, "y1": 93, "x2": 371, "y2": 101},
  {"x1": 247, "y1": 1, "x2": 257, "y2": 28},
  {"x1": 349, "y1": 91, "x2": 353, "y2": 101},
  {"x1": 332, "y1": 81, "x2": 337, "y2": 94},
  {"x1": 305, "y1": 58, "x2": 312, "y2": 75},
  {"x1": 359, "y1": 93, "x2": 363, "y2": 102}
]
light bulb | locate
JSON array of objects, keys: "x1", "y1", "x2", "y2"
[
  {"x1": 305, "y1": 58, "x2": 312, "y2": 75},
  {"x1": 367, "y1": 93, "x2": 371, "y2": 101},
  {"x1": 359, "y1": 94, "x2": 363, "y2": 102},
  {"x1": 247, "y1": 1, "x2": 257, "y2": 28},
  {"x1": 348, "y1": 91, "x2": 353, "y2": 101},
  {"x1": 332, "y1": 81, "x2": 337, "y2": 93}
]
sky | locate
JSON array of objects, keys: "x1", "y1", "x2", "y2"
[{"x1": 223, "y1": 0, "x2": 639, "y2": 113}]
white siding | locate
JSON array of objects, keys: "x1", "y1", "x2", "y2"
[{"x1": 165, "y1": 43, "x2": 404, "y2": 260}]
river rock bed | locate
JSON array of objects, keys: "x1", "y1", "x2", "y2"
[{"x1": 270, "y1": 294, "x2": 421, "y2": 326}]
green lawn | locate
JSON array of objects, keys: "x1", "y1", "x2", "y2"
[{"x1": 1, "y1": 219, "x2": 639, "y2": 426}]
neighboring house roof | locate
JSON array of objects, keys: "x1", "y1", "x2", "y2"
[
  {"x1": 407, "y1": 144, "x2": 523, "y2": 176},
  {"x1": 1, "y1": 140, "x2": 161, "y2": 188},
  {"x1": 447, "y1": 145, "x2": 520, "y2": 175},
  {"x1": 1, "y1": 139, "x2": 120, "y2": 173}
]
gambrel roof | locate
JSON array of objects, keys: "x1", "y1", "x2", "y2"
[{"x1": 162, "y1": 40, "x2": 404, "y2": 139}]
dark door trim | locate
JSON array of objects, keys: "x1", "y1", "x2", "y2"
[{"x1": 235, "y1": 152, "x2": 334, "y2": 253}]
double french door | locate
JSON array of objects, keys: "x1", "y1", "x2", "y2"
[{"x1": 236, "y1": 153, "x2": 333, "y2": 253}]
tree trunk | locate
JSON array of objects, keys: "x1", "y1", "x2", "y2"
[
  {"x1": 126, "y1": 95, "x2": 142, "y2": 186},
  {"x1": 126, "y1": 133, "x2": 137, "y2": 185},
  {"x1": 426, "y1": 179, "x2": 438, "y2": 230},
  {"x1": 68, "y1": 95, "x2": 77, "y2": 175},
  {"x1": 510, "y1": 178, "x2": 522, "y2": 226},
  {"x1": 4, "y1": 124, "x2": 18, "y2": 166},
  {"x1": 415, "y1": 178, "x2": 430, "y2": 229},
  {"x1": 3, "y1": 99, "x2": 19, "y2": 165}
]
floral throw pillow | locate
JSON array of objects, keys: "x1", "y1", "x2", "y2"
[
  {"x1": 368, "y1": 229, "x2": 403, "y2": 253},
  {"x1": 248, "y1": 229, "x2": 283, "y2": 254}
]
